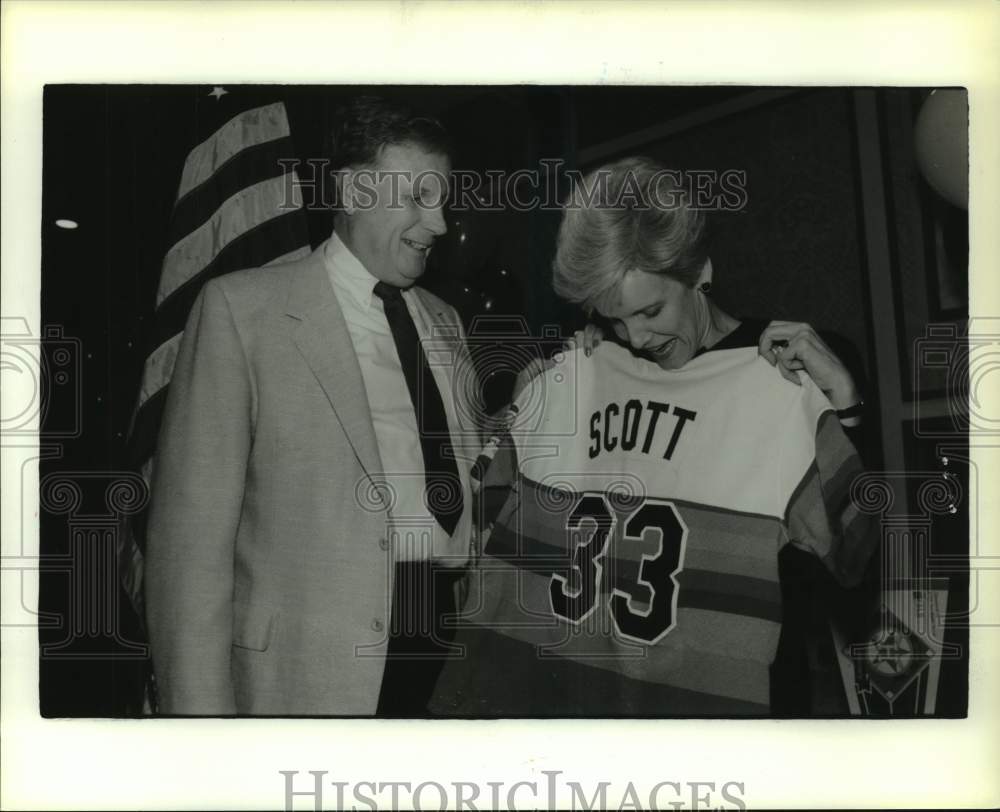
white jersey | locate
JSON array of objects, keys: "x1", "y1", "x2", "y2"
[{"x1": 433, "y1": 341, "x2": 875, "y2": 715}]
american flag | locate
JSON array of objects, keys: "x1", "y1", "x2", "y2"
[{"x1": 119, "y1": 89, "x2": 311, "y2": 622}]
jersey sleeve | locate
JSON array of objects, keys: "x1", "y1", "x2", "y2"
[{"x1": 781, "y1": 386, "x2": 879, "y2": 588}]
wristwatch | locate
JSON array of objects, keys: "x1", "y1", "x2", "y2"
[{"x1": 835, "y1": 400, "x2": 864, "y2": 421}]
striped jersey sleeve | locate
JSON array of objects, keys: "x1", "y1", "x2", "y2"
[{"x1": 783, "y1": 409, "x2": 877, "y2": 588}]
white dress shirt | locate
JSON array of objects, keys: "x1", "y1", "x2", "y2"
[{"x1": 324, "y1": 232, "x2": 471, "y2": 562}]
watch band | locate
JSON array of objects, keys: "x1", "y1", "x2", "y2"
[{"x1": 835, "y1": 400, "x2": 865, "y2": 420}]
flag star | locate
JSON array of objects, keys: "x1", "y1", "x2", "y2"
[{"x1": 208, "y1": 86, "x2": 228, "y2": 101}]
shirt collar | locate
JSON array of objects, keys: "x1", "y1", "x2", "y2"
[{"x1": 324, "y1": 230, "x2": 380, "y2": 310}]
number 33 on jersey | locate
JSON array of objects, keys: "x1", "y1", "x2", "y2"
[{"x1": 552, "y1": 494, "x2": 687, "y2": 646}]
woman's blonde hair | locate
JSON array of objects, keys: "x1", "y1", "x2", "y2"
[{"x1": 552, "y1": 156, "x2": 708, "y2": 315}]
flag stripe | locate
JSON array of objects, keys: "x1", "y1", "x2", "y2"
[
  {"x1": 157, "y1": 174, "x2": 305, "y2": 305},
  {"x1": 128, "y1": 385, "x2": 168, "y2": 471},
  {"x1": 132, "y1": 209, "x2": 310, "y2": 467},
  {"x1": 150, "y1": 207, "x2": 309, "y2": 348},
  {"x1": 177, "y1": 101, "x2": 291, "y2": 201},
  {"x1": 121, "y1": 97, "x2": 310, "y2": 630},
  {"x1": 168, "y1": 134, "x2": 298, "y2": 247},
  {"x1": 136, "y1": 242, "x2": 308, "y2": 412},
  {"x1": 136, "y1": 333, "x2": 182, "y2": 412},
  {"x1": 117, "y1": 517, "x2": 146, "y2": 608}
]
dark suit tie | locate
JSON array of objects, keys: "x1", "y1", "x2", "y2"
[{"x1": 373, "y1": 281, "x2": 463, "y2": 536}]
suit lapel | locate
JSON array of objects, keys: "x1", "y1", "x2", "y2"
[
  {"x1": 410, "y1": 289, "x2": 483, "y2": 463},
  {"x1": 286, "y1": 243, "x2": 383, "y2": 477}
]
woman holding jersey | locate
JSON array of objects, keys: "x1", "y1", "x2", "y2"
[{"x1": 547, "y1": 156, "x2": 875, "y2": 714}]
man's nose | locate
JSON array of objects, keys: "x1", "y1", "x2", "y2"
[{"x1": 424, "y1": 204, "x2": 447, "y2": 237}]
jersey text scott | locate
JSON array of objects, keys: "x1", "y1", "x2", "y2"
[{"x1": 588, "y1": 399, "x2": 697, "y2": 460}]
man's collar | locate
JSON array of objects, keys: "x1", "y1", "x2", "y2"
[{"x1": 325, "y1": 230, "x2": 380, "y2": 309}]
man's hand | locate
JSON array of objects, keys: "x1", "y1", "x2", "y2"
[{"x1": 758, "y1": 320, "x2": 861, "y2": 409}]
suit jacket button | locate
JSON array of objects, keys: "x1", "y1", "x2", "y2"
[
  {"x1": 371, "y1": 618, "x2": 384, "y2": 632},
  {"x1": 378, "y1": 537, "x2": 390, "y2": 551}
]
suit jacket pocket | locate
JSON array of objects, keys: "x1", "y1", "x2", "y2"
[{"x1": 232, "y1": 604, "x2": 277, "y2": 652}]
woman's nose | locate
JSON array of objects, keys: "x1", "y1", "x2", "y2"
[{"x1": 623, "y1": 318, "x2": 650, "y2": 349}]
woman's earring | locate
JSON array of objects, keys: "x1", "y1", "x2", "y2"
[{"x1": 699, "y1": 281, "x2": 712, "y2": 294}]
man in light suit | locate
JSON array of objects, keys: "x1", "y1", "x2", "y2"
[{"x1": 145, "y1": 97, "x2": 481, "y2": 715}]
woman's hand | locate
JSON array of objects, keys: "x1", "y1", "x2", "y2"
[
  {"x1": 510, "y1": 325, "x2": 605, "y2": 401},
  {"x1": 576, "y1": 323, "x2": 605, "y2": 356},
  {"x1": 758, "y1": 321, "x2": 861, "y2": 409}
]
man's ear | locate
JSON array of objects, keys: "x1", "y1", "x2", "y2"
[{"x1": 339, "y1": 168, "x2": 357, "y2": 215}]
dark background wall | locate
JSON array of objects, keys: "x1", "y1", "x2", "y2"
[{"x1": 38, "y1": 85, "x2": 968, "y2": 716}]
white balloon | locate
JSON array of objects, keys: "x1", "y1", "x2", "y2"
[{"x1": 914, "y1": 89, "x2": 968, "y2": 209}]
